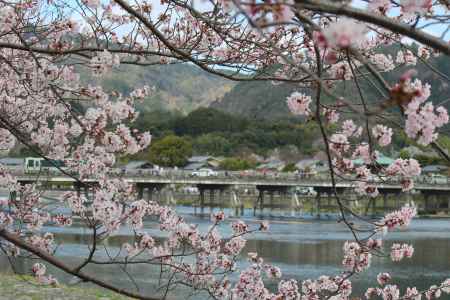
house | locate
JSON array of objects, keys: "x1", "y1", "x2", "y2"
[
  {"x1": 184, "y1": 156, "x2": 223, "y2": 170},
  {"x1": 295, "y1": 158, "x2": 328, "y2": 174},
  {"x1": 0, "y1": 157, "x2": 24, "y2": 167},
  {"x1": 295, "y1": 158, "x2": 319, "y2": 170},
  {"x1": 352, "y1": 153, "x2": 395, "y2": 167},
  {"x1": 256, "y1": 159, "x2": 285, "y2": 172},
  {"x1": 125, "y1": 160, "x2": 155, "y2": 170},
  {"x1": 184, "y1": 162, "x2": 207, "y2": 171},
  {"x1": 422, "y1": 165, "x2": 449, "y2": 174},
  {"x1": 0, "y1": 157, "x2": 24, "y2": 171}
]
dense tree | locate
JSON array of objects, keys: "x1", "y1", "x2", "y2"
[
  {"x1": 148, "y1": 135, "x2": 193, "y2": 167},
  {"x1": 282, "y1": 163, "x2": 297, "y2": 172},
  {"x1": 173, "y1": 108, "x2": 248, "y2": 136},
  {"x1": 193, "y1": 134, "x2": 232, "y2": 156},
  {"x1": 219, "y1": 158, "x2": 256, "y2": 171}
]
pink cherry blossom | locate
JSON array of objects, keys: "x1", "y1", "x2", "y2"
[
  {"x1": 368, "y1": 0, "x2": 392, "y2": 14},
  {"x1": 401, "y1": 0, "x2": 432, "y2": 15},
  {"x1": 321, "y1": 18, "x2": 367, "y2": 49},
  {"x1": 324, "y1": 108, "x2": 340, "y2": 124},
  {"x1": 286, "y1": 92, "x2": 312, "y2": 116},
  {"x1": 379, "y1": 203, "x2": 417, "y2": 230},
  {"x1": 377, "y1": 273, "x2": 392, "y2": 286},
  {"x1": 372, "y1": 125, "x2": 393, "y2": 147},
  {"x1": 390, "y1": 243, "x2": 415, "y2": 261},
  {"x1": 382, "y1": 285, "x2": 400, "y2": 300},
  {"x1": 231, "y1": 220, "x2": 249, "y2": 234},
  {"x1": 329, "y1": 133, "x2": 349, "y2": 154},
  {"x1": 405, "y1": 287, "x2": 422, "y2": 300}
]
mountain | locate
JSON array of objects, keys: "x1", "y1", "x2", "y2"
[
  {"x1": 210, "y1": 80, "x2": 299, "y2": 119},
  {"x1": 211, "y1": 47, "x2": 450, "y2": 120},
  {"x1": 87, "y1": 63, "x2": 235, "y2": 113}
]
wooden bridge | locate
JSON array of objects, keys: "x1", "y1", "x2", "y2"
[{"x1": 9, "y1": 170, "x2": 450, "y2": 217}]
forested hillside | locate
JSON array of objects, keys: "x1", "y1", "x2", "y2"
[
  {"x1": 212, "y1": 44, "x2": 450, "y2": 120},
  {"x1": 132, "y1": 108, "x2": 321, "y2": 159},
  {"x1": 84, "y1": 63, "x2": 234, "y2": 113}
]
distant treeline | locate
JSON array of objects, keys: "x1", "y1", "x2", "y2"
[{"x1": 132, "y1": 107, "x2": 320, "y2": 157}]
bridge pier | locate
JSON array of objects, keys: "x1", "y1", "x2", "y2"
[
  {"x1": 290, "y1": 192, "x2": 301, "y2": 216},
  {"x1": 420, "y1": 190, "x2": 450, "y2": 214},
  {"x1": 73, "y1": 182, "x2": 90, "y2": 199},
  {"x1": 9, "y1": 190, "x2": 17, "y2": 203},
  {"x1": 371, "y1": 188, "x2": 402, "y2": 216},
  {"x1": 164, "y1": 185, "x2": 176, "y2": 205},
  {"x1": 311, "y1": 187, "x2": 346, "y2": 218},
  {"x1": 229, "y1": 187, "x2": 243, "y2": 216},
  {"x1": 136, "y1": 183, "x2": 166, "y2": 203},
  {"x1": 254, "y1": 185, "x2": 290, "y2": 216},
  {"x1": 315, "y1": 192, "x2": 321, "y2": 218},
  {"x1": 195, "y1": 184, "x2": 229, "y2": 216}
]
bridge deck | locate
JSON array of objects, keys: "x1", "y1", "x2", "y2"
[{"x1": 11, "y1": 171, "x2": 450, "y2": 192}]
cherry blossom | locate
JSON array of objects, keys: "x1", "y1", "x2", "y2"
[
  {"x1": 320, "y1": 18, "x2": 367, "y2": 50},
  {"x1": 405, "y1": 287, "x2": 422, "y2": 300},
  {"x1": 382, "y1": 285, "x2": 400, "y2": 300},
  {"x1": 401, "y1": 0, "x2": 432, "y2": 16},
  {"x1": 90, "y1": 50, "x2": 121, "y2": 76},
  {"x1": 286, "y1": 92, "x2": 312, "y2": 116},
  {"x1": 377, "y1": 273, "x2": 392, "y2": 286},
  {"x1": 32, "y1": 263, "x2": 58, "y2": 286},
  {"x1": 379, "y1": 203, "x2": 417, "y2": 230},
  {"x1": 324, "y1": 108, "x2": 340, "y2": 124},
  {"x1": 0, "y1": 128, "x2": 15, "y2": 151},
  {"x1": 397, "y1": 50, "x2": 417, "y2": 66},
  {"x1": 372, "y1": 125, "x2": 393, "y2": 147},
  {"x1": 368, "y1": 0, "x2": 392, "y2": 14},
  {"x1": 385, "y1": 159, "x2": 421, "y2": 191},
  {"x1": 329, "y1": 133, "x2": 350, "y2": 154}
]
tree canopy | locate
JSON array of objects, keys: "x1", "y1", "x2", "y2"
[{"x1": 148, "y1": 135, "x2": 193, "y2": 167}]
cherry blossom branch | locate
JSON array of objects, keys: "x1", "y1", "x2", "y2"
[{"x1": 297, "y1": 0, "x2": 450, "y2": 55}]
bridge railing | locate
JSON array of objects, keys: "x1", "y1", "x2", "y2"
[
  {"x1": 9, "y1": 167, "x2": 450, "y2": 186},
  {"x1": 104, "y1": 169, "x2": 450, "y2": 186}
]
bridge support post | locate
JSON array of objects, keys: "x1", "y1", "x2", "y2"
[
  {"x1": 383, "y1": 193, "x2": 388, "y2": 211},
  {"x1": 136, "y1": 184, "x2": 144, "y2": 200},
  {"x1": 200, "y1": 189, "x2": 205, "y2": 215},
  {"x1": 269, "y1": 191, "x2": 274, "y2": 216},
  {"x1": 364, "y1": 197, "x2": 374, "y2": 216},
  {"x1": 167, "y1": 186, "x2": 175, "y2": 205},
  {"x1": 372, "y1": 196, "x2": 377, "y2": 217},
  {"x1": 83, "y1": 185, "x2": 89, "y2": 199},
  {"x1": 210, "y1": 189, "x2": 215, "y2": 214},
  {"x1": 291, "y1": 191, "x2": 300, "y2": 216},
  {"x1": 147, "y1": 187, "x2": 153, "y2": 202},
  {"x1": 447, "y1": 195, "x2": 450, "y2": 214},
  {"x1": 316, "y1": 192, "x2": 321, "y2": 219},
  {"x1": 395, "y1": 192, "x2": 400, "y2": 209},
  {"x1": 9, "y1": 190, "x2": 16, "y2": 203},
  {"x1": 230, "y1": 187, "x2": 244, "y2": 216},
  {"x1": 74, "y1": 182, "x2": 81, "y2": 197},
  {"x1": 254, "y1": 190, "x2": 263, "y2": 216}
]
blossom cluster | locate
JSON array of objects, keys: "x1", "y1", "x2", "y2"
[
  {"x1": 286, "y1": 92, "x2": 312, "y2": 116},
  {"x1": 379, "y1": 203, "x2": 417, "y2": 231}
]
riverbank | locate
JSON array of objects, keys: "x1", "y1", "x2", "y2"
[{"x1": 0, "y1": 274, "x2": 131, "y2": 300}]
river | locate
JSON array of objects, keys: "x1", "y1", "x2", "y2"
[{"x1": 1, "y1": 205, "x2": 449, "y2": 298}]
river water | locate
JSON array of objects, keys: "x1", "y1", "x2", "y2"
[{"x1": 1, "y1": 204, "x2": 449, "y2": 298}]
